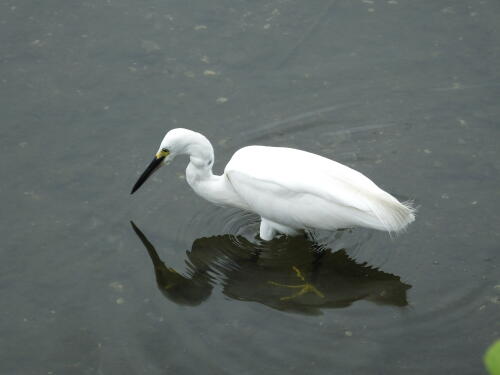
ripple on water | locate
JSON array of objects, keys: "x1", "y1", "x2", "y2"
[
  {"x1": 131, "y1": 215, "x2": 415, "y2": 373},
  {"x1": 131, "y1": 109, "x2": 496, "y2": 373},
  {"x1": 132, "y1": 216, "x2": 411, "y2": 316}
]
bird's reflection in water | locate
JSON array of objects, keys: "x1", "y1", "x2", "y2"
[{"x1": 131, "y1": 222, "x2": 411, "y2": 315}]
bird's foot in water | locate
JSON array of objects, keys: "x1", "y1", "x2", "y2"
[{"x1": 268, "y1": 266, "x2": 324, "y2": 301}]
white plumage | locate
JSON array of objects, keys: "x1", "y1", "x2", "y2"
[{"x1": 131, "y1": 128, "x2": 415, "y2": 240}]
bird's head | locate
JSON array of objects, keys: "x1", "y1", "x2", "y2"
[
  {"x1": 130, "y1": 130, "x2": 180, "y2": 194},
  {"x1": 131, "y1": 128, "x2": 209, "y2": 194}
]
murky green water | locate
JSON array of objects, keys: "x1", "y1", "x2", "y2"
[{"x1": 1, "y1": 0, "x2": 499, "y2": 374}]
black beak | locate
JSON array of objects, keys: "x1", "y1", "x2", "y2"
[{"x1": 131, "y1": 156, "x2": 165, "y2": 194}]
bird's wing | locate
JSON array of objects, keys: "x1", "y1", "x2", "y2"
[
  {"x1": 226, "y1": 146, "x2": 378, "y2": 210},
  {"x1": 224, "y1": 146, "x2": 414, "y2": 232}
]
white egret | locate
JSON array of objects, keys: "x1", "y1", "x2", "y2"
[{"x1": 131, "y1": 128, "x2": 415, "y2": 240}]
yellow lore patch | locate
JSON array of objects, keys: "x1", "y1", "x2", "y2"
[{"x1": 156, "y1": 149, "x2": 170, "y2": 159}]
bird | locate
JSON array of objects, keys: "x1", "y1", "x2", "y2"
[{"x1": 131, "y1": 128, "x2": 415, "y2": 240}]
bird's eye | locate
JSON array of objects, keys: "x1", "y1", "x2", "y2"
[{"x1": 161, "y1": 148, "x2": 169, "y2": 153}]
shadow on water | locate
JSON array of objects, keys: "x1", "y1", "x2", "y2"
[{"x1": 131, "y1": 222, "x2": 411, "y2": 315}]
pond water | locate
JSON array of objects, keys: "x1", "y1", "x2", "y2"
[{"x1": 1, "y1": 0, "x2": 499, "y2": 374}]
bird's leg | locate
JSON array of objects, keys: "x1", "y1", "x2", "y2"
[{"x1": 259, "y1": 218, "x2": 277, "y2": 241}]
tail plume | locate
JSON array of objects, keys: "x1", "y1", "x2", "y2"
[{"x1": 368, "y1": 196, "x2": 416, "y2": 235}]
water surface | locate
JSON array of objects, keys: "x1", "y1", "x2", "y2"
[{"x1": 1, "y1": 0, "x2": 499, "y2": 374}]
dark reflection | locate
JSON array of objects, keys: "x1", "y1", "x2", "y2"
[{"x1": 131, "y1": 222, "x2": 411, "y2": 315}]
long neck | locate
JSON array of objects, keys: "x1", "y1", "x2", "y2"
[
  {"x1": 183, "y1": 132, "x2": 215, "y2": 180},
  {"x1": 182, "y1": 133, "x2": 220, "y2": 199},
  {"x1": 182, "y1": 133, "x2": 246, "y2": 209}
]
